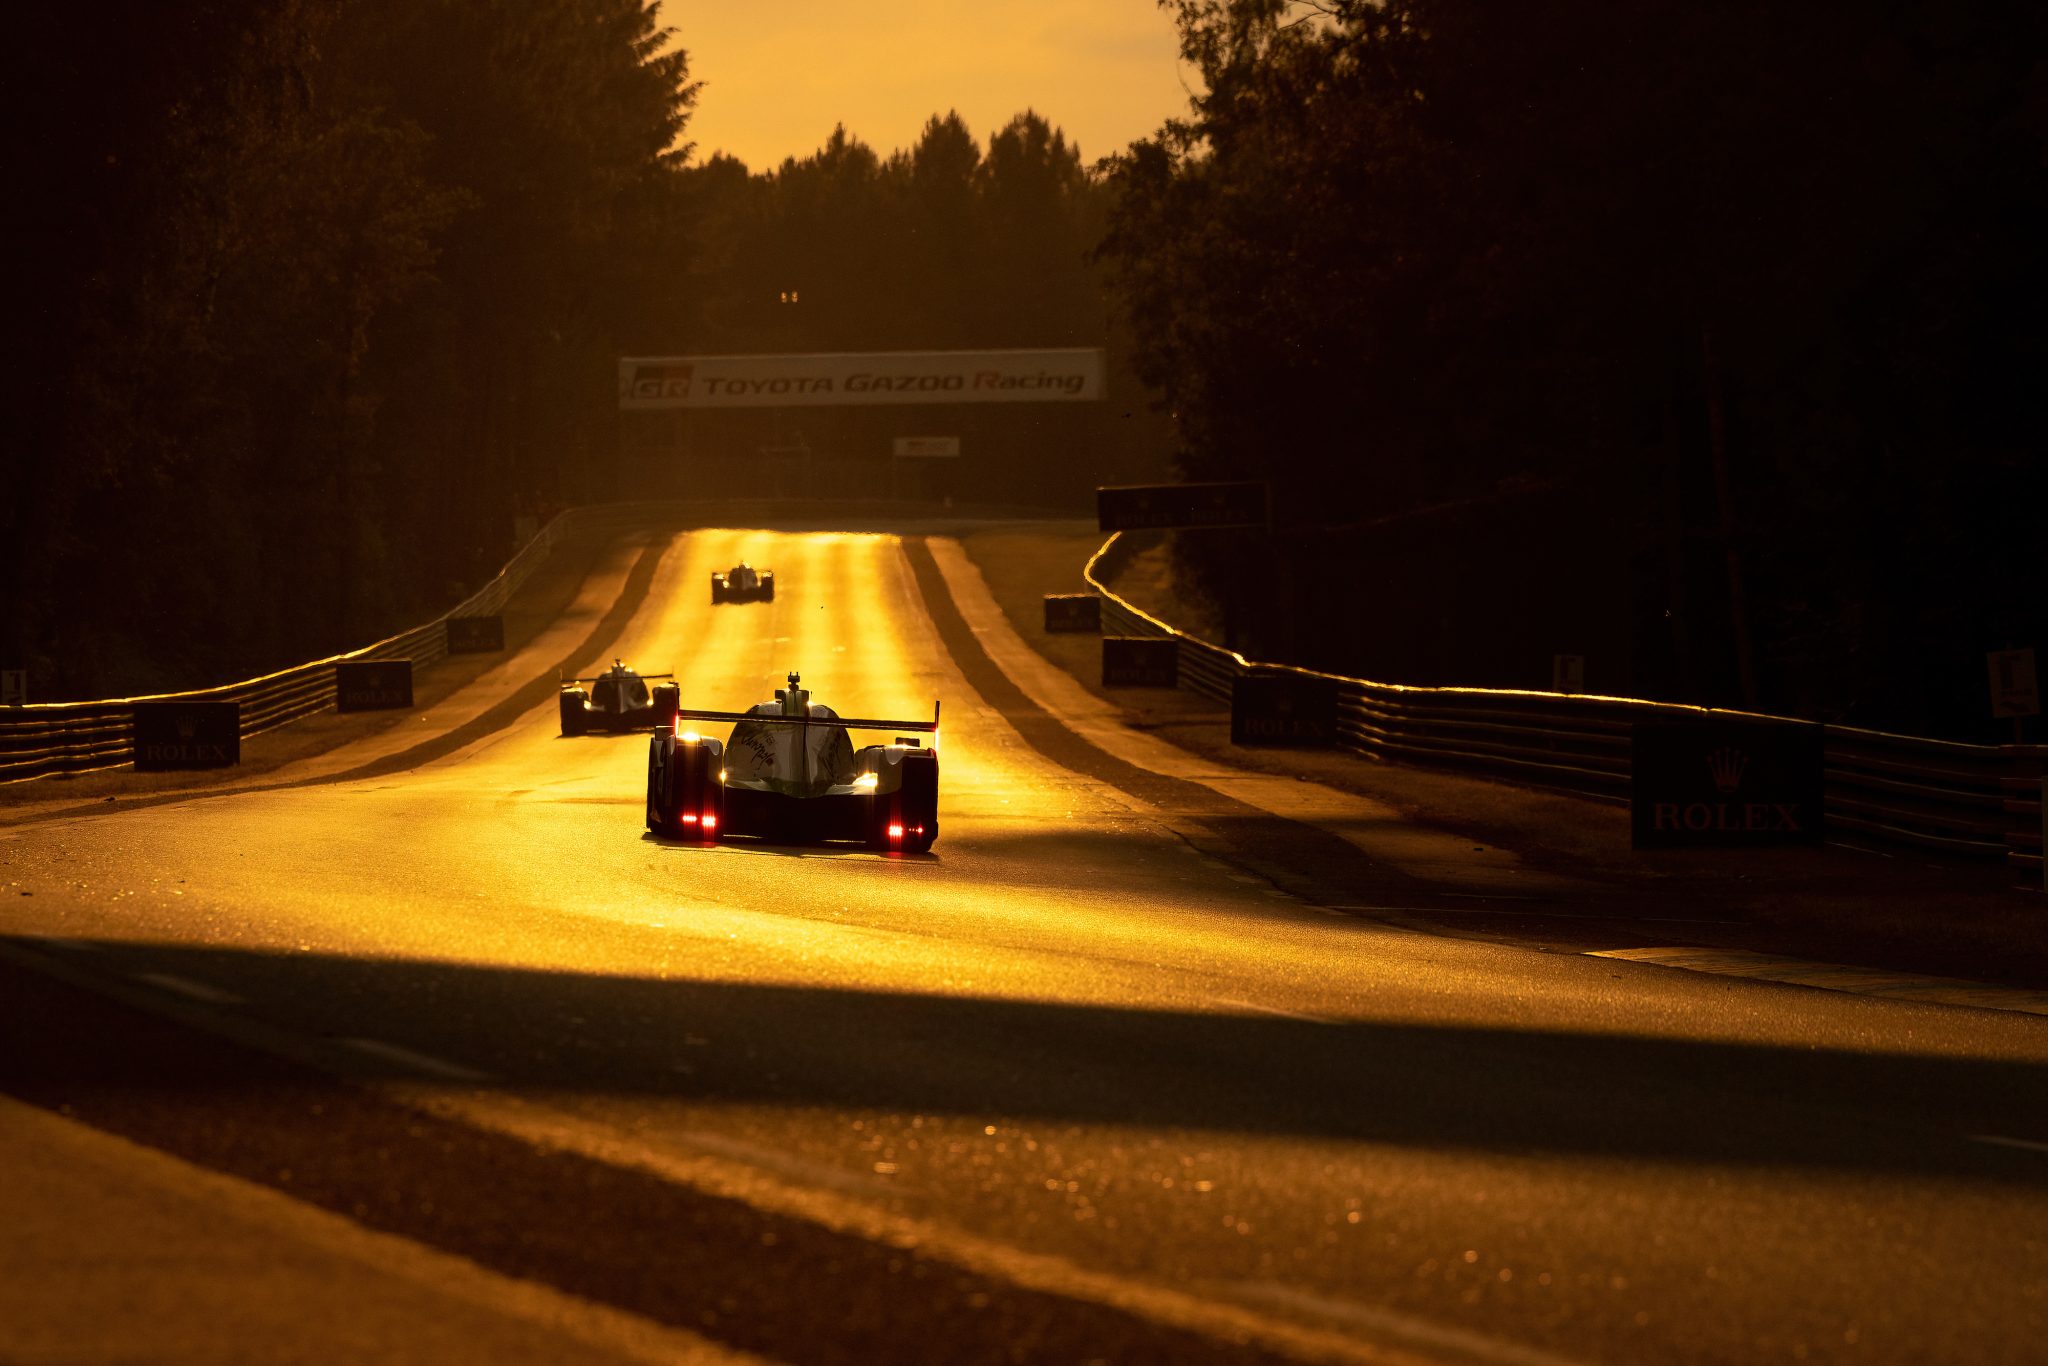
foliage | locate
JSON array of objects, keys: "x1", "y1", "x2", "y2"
[
  {"x1": 1098, "y1": 0, "x2": 2046, "y2": 737},
  {"x1": 2, "y1": 1, "x2": 697, "y2": 696}
]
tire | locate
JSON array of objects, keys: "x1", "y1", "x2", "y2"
[
  {"x1": 643, "y1": 737, "x2": 667, "y2": 835},
  {"x1": 651, "y1": 681, "x2": 680, "y2": 730},
  {"x1": 869, "y1": 751, "x2": 938, "y2": 853},
  {"x1": 761, "y1": 578, "x2": 775, "y2": 603},
  {"x1": 899, "y1": 750, "x2": 938, "y2": 852},
  {"x1": 559, "y1": 690, "x2": 586, "y2": 737}
]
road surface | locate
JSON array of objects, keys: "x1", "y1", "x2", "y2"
[{"x1": 4, "y1": 523, "x2": 2045, "y2": 1365}]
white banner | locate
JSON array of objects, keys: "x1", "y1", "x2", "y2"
[{"x1": 619, "y1": 349, "x2": 1103, "y2": 410}]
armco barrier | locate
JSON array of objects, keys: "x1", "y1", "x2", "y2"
[
  {"x1": 1084, "y1": 532, "x2": 2030, "y2": 868},
  {"x1": 0, "y1": 511, "x2": 577, "y2": 784}
]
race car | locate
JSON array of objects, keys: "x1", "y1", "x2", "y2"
[
  {"x1": 559, "y1": 660, "x2": 678, "y2": 736},
  {"x1": 645, "y1": 671, "x2": 939, "y2": 852},
  {"x1": 711, "y1": 563, "x2": 775, "y2": 604}
]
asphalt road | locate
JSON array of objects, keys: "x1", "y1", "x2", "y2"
[{"x1": 4, "y1": 525, "x2": 2047, "y2": 1365}]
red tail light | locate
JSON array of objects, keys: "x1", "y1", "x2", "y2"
[
  {"x1": 888, "y1": 823, "x2": 904, "y2": 841},
  {"x1": 702, "y1": 814, "x2": 718, "y2": 830},
  {"x1": 682, "y1": 813, "x2": 699, "y2": 824}
]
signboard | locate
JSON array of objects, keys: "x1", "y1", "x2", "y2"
[
  {"x1": 1232, "y1": 674, "x2": 1339, "y2": 747},
  {"x1": 1631, "y1": 720, "x2": 1824, "y2": 848},
  {"x1": 132, "y1": 702, "x2": 240, "y2": 771},
  {"x1": 0, "y1": 670, "x2": 24, "y2": 706},
  {"x1": 619, "y1": 349, "x2": 1104, "y2": 410},
  {"x1": 1097, "y1": 482, "x2": 1269, "y2": 532},
  {"x1": 335, "y1": 660, "x2": 413, "y2": 712},
  {"x1": 1043, "y1": 594, "x2": 1101, "y2": 634},
  {"x1": 893, "y1": 436, "x2": 961, "y2": 458},
  {"x1": 1552, "y1": 654, "x2": 1586, "y2": 695},
  {"x1": 447, "y1": 615, "x2": 506, "y2": 654},
  {"x1": 1102, "y1": 637, "x2": 1178, "y2": 688},
  {"x1": 1988, "y1": 648, "x2": 2039, "y2": 719}
]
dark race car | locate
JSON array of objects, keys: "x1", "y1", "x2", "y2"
[
  {"x1": 711, "y1": 562, "x2": 775, "y2": 604},
  {"x1": 560, "y1": 659, "x2": 678, "y2": 736},
  {"x1": 645, "y1": 671, "x2": 939, "y2": 852}
]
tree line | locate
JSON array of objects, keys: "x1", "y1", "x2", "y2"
[
  {"x1": 4, "y1": 2, "x2": 1157, "y2": 700},
  {"x1": 645, "y1": 113, "x2": 1165, "y2": 509},
  {"x1": 6, "y1": 0, "x2": 694, "y2": 699},
  {"x1": 12, "y1": 0, "x2": 2036, "y2": 742},
  {"x1": 1097, "y1": 0, "x2": 2044, "y2": 740}
]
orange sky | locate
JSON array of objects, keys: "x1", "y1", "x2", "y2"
[{"x1": 656, "y1": 1, "x2": 1199, "y2": 170}]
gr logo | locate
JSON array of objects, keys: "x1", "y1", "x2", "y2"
[{"x1": 632, "y1": 363, "x2": 693, "y2": 400}]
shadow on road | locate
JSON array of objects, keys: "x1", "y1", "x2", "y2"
[{"x1": 6, "y1": 937, "x2": 2043, "y2": 1182}]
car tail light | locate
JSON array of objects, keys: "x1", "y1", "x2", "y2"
[
  {"x1": 682, "y1": 813, "x2": 699, "y2": 824},
  {"x1": 888, "y1": 823, "x2": 904, "y2": 841},
  {"x1": 702, "y1": 814, "x2": 718, "y2": 831}
]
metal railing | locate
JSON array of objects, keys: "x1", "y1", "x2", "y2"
[
  {"x1": 0, "y1": 511, "x2": 579, "y2": 784},
  {"x1": 1085, "y1": 531, "x2": 2036, "y2": 870}
]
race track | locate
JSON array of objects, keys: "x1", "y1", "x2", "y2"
[{"x1": 4, "y1": 524, "x2": 2046, "y2": 1366}]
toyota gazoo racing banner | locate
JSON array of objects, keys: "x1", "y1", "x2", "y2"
[{"x1": 618, "y1": 348, "x2": 1104, "y2": 409}]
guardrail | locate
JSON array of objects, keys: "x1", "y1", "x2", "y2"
[
  {"x1": 0, "y1": 510, "x2": 581, "y2": 784},
  {"x1": 1084, "y1": 531, "x2": 2036, "y2": 872}
]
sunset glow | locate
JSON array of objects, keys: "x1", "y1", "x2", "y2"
[{"x1": 657, "y1": 1, "x2": 1197, "y2": 168}]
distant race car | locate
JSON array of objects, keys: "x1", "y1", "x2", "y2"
[
  {"x1": 646, "y1": 671, "x2": 939, "y2": 852},
  {"x1": 711, "y1": 563, "x2": 775, "y2": 604},
  {"x1": 560, "y1": 660, "x2": 678, "y2": 736}
]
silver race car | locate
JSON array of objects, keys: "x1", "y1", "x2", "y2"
[
  {"x1": 560, "y1": 660, "x2": 678, "y2": 735},
  {"x1": 711, "y1": 562, "x2": 775, "y2": 604},
  {"x1": 646, "y1": 672, "x2": 939, "y2": 852}
]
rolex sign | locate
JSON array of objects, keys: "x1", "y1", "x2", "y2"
[{"x1": 1631, "y1": 720, "x2": 1825, "y2": 848}]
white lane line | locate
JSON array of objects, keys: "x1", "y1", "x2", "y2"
[
  {"x1": 341, "y1": 1038, "x2": 492, "y2": 1083},
  {"x1": 1232, "y1": 1282, "x2": 1589, "y2": 1366},
  {"x1": 1972, "y1": 1135, "x2": 2048, "y2": 1156},
  {"x1": 131, "y1": 972, "x2": 245, "y2": 1006},
  {"x1": 1212, "y1": 998, "x2": 1338, "y2": 1025}
]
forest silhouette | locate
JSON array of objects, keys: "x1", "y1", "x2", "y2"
[{"x1": 5, "y1": 0, "x2": 2040, "y2": 742}]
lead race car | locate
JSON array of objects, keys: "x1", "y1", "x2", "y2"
[
  {"x1": 646, "y1": 672, "x2": 939, "y2": 852},
  {"x1": 560, "y1": 659, "x2": 678, "y2": 736},
  {"x1": 711, "y1": 562, "x2": 774, "y2": 604}
]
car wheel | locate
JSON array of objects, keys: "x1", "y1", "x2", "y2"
[
  {"x1": 646, "y1": 736, "x2": 680, "y2": 837},
  {"x1": 559, "y1": 690, "x2": 586, "y2": 737},
  {"x1": 652, "y1": 681, "x2": 680, "y2": 730},
  {"x1": 899, "y1": 751, "x2": 938, "y2": 852}
]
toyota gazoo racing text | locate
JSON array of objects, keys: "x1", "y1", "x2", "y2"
[
  {"x1": 710, "y1": 562, "x2": 775, "y2": 604},
  {"x1": 559, "y1": 659, "x2": 678, "y2": 736},
  {"x1": 645, "y1": 672, "x2": 939, "y2": 852}
]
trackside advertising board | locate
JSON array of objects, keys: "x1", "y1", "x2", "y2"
[
  {"x1": 133, "y1": 702, "x2": 239, "y2": 770},
  {"x1": 1232, "y1": 675, "x2": 1339, "y2": 747},
  {"x1": 335, "y1": 660, "x2": 413, "y2": 712},
  {"x1": 1043, "y1": 594, "x2": 1101, "y2": 633},
  {"x1": 1630, "y1": 720, "x2": 1825, "y2": 848},
  {"x1": 619, "y1": 350, "x2": 1104, "y2": 409},
  {"x1": 1103, "y1": 637, "x2": 1178, "y2": 688},
  {"x1": 447, "y1": 615, "x2": 505, "y2": 654}
]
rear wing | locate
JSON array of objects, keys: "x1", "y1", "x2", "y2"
[
  {"x1": 670, "y1": 701, "x2": 939, "y2": 734},
  {"x1": 562, "y1": 670, "x2": 675, "y2": 684}
]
